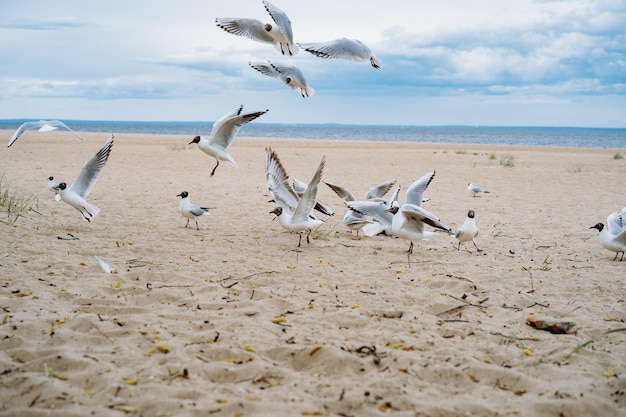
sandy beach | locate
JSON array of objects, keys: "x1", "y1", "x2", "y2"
[{"x1": 1, "y1": 131, "x2": 625, "y2": 417}]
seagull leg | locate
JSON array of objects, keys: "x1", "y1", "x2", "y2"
[
  {"x1": 306, "y1": 229, "x2": 311, "y2": 244},
  {"x1": 473, "y1": 240, "x2": 482, "y2": 252},
  {"x1": 613, "y1": 252, "x2": 618, "y2": 261},
  {"x1": 408, "y1": 241, "x2": 414, "y2": 254},
  {"x1": 297, "y1": 233, "x2": 302, "y2": 247},
  {"x1": 210, "y1": 160, "x2": 220, "y2": 177},
  {"x1": 195, "y1": 220, "x2": 200, "y2": 230},
  {"x1": 185, "y1": 219, "x2": 190, "y2": 228}
]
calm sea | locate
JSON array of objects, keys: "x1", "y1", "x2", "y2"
[{"x1": 1, "y1": 120, "x2": 624, "y2": 148}]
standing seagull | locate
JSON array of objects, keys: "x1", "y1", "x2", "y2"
[
  {"x1": 177, "y1": 191, "x2": 210, "y2": 230},
  {"x1": 467, "y1": 182, "x2": 490, "y2": 197},
  {"x1": 387, "y1": 171, "x2": 451, "y2": 254},
  {"x1": 189, "y1": 105, "x2": 268, "y2": 176},
  {"x1": 7, "y1": 120, "x2": 83, "y2": 147},
  {"x1": 455, "y1": 210, "x2": 481, "y2": 252},
  {"x1": 266, "y1": 147, "x2": 326, "y2": 247},
  {"x1": 249, "y1": 61, "x2": 315, "y2": 98},
  {"x1": 215, "y1": 0, "x2": 298, "y2": 56},
  {"x1": 298, "y1": 38, "x2": 381, "y2": 68},
  {"x1": 590, "y1": 206, "x2": 626, "y2": 261},
  {"x1": 55, "y1": 136, "x2": 114, "y2": 222}
]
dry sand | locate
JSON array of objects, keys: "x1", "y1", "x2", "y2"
[{"x1": 0, "y1": 131, "x2": 625, "y2": 417}]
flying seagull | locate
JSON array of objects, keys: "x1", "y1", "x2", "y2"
[
  {"x1": 7, "y1": 120, "x2": 83, "y2": 147},
  {"x1": 189, "y1": 105, "x2": 269, "y2": 176},
  {"x1": 216, "y1": 0, "x2": 298, "y2": 56},
  {"x1": 55, "y1": 135, "x2": 114, "y2": 222}
]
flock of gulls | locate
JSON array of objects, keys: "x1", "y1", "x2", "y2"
[{"x1": 5, "y1": 0, "x2": 626, "y2": 262}]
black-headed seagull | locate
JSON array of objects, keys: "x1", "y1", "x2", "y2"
[
  {"x1": 189, "y1": 105, "x2": 268, "y2": 177},
  {"x1": 55, "y1": 136, "x2": 114, "y2": 222}
]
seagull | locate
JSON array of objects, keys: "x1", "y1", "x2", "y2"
[
  {"x1": 48, "y1": 176, "x2": 61, "y2": 201},
  {"x1": 455, "y1": 210, "x2": 481, "y2": 252},
  {"x1": 345, "y1": 185, "x2": 401, "y2": 237},
  {"x1": 55, "y1": 135, "x2": 114, "y2": 222},
  {"x1": 386, "y1": 171, "x2": 451, "y2": 254},
  {"x1": 468, "y1": 183, "x2": 489, "y2": 197},
  {"x1": 7, "y1": 120, "x2": 83, "y2": 147},
  {"x1": 215, "y1": 0, "x2": 298, "y2": 56},
  {"x1": 177, "y1": 191, "x2": 210, "y2": 230},
  {"x1": 266, "y1": 147, "x2": 325, "y2": 247},
  {"x1": 298, "y1": 38, "x2": 381, "y2": 68},
  {"x1": 325, "y1": 178, "x2": 397, "y2": 237},
  {"x1": 189, "y1": 105, "x2": 268, "y2": 176},
  {"x1": 590, "y1": 206, "x2": 626, "y2": 261},
  {"x1": 249, "y1": 61, "x2": 314, "y2": 98}
]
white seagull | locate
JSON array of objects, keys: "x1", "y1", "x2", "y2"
[
  {"x1": 177, "y1": 191, "x2": 210, "y2": 230},
  {"x1": 189, "y1": 105, "x2": 268, "y2": 176},
  {"x1": 468, "y1": 182, "x2": 490, "y2": 197},
  {"x1": 55, "y1": 136, "x2": 114, "y2": 222},
  {"x1": 7, "y1": 120, "x2": 83, "y2": 147},
  {"x1": 298, "y1": 38, "x2": 381, "y2": 68},
  {"x1": 590, "y1": 206, "x2": 626, "y2": 261},
  {"x1": 325, "y1": 178, "x2": 397, "y2": 237},
  {"x1": 345, "y1": 185, "x2": 401, "y2": 237},
  {"x1": 386, "y1": 171, "x2": 451, "y2": 254},
  {"x1": 455, "y1": 209, "x2": 481, "y2": 252},
  {"x1": 266, "y1": 147, "x2": 326, "y2": 247},
  {"x1": 249, "y1": 61, "x2": 314, "y2": 98},
  {"x1": 215, "y1": 0, "x2": 298, "y2": 56}
]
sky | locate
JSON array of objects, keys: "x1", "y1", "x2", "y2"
[{"x1": 1, "y1": 0, "x2": 625, "y2": 127}]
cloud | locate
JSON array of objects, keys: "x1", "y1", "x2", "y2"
[
  {"x1": 0, "y1": 0, "x2": 624, "y2": 126},
  {"x1": 0, "y1": 16, "x2": 86, "y2": 30}
]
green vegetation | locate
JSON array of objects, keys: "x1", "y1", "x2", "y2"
[
  {"x1": 499, "y1": 154, "x2": 515, "y2": 167},
  {"x1": 0, "y1": 174, "x2": 38, "y2": 225}
]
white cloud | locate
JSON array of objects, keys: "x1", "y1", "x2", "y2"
[{"x1": 0, "y1": 0, "x2": 624, "y2": 126}]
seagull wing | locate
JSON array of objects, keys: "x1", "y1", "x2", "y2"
[
  {"x1": 44, "y1": 120, "x2": 83, "y2": 140},
  {"x1": 292, "y1": 156, "x2": 325, "y2": 222},
  {"x1": 346, "y1": 200, "x2": 388, "y2": 223},
  {"x1": 401, "y1": 203, "x2": 451, "y2": 233},
  {"x1": 266, "y1": 147, "x2": 300, "y2": 214},
  {"x1": 607, "y1": 207, "x2": 626, "y2": 235},
  {"x1": 215, "y1": 17, "x2": 275, "y2": 44},
  {"x1": 299, "y1": 38, "x2": 374, "y2": 62},
  {"x1": 189, "y1": 205, "x2": 209, "y2": 216},
  {"x1": 405, "y1": 171, "x2": 435, "y2": 206},
  {"x1": 262, "y1": 0, "x2": 297, "y2": 54},
  {"x1": 7, "y1": 122, "x2": 39, "y2": 147},
  {"x1": 8, "y1": 120, "x2": 82, "y2": 147},
  {"x1": 210, "y1": 106, "x2": 268, "y2": 150},
  {"x1": 249, "y1": 61, "x2": 282, "y2": 79},
  {"x1": 68, "y1": 136, "x2": 114, "y2": 198},
  {"x1": 612, "y1": 228, "x2": 626, "y2": 245},
  {"x1": 324, "y1": 180, "x2": 355, "y2": 202},
  {"x1": 364, "y1": 178, "x2": 397, "y2": 200}
]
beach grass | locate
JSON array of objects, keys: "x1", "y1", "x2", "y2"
[
  {"x1": 0, "y1": 174, "x2": 38, "y2": 225},
  {"x1": 499, "y1": 154, "x2": 515, "y2": 167}
]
